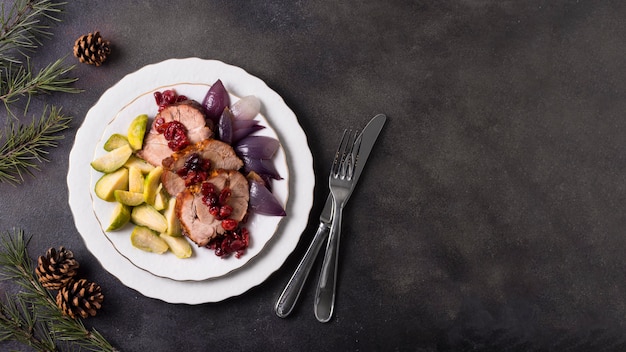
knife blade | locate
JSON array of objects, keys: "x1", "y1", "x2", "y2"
[{"x1": 274, "y1": 113, "x2": 386, "y2": 318}]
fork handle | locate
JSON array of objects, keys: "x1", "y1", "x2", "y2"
[
  {"x1": 275, "y1": 222, "x2": 330, "y2": 318},
  {"x1": 314, "y1": 203, "x2": 343, "y2": 323}
]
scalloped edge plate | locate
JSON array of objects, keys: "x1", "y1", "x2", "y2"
[{"x1": 68, "y1": 58, "x2": 314, "y2": 303}]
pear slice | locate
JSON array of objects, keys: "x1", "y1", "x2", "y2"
[
  {"x1": 94, "y1": 168, "x2": 129, "y2": 202},
  {"x1": 160, "y1": 233, "x2": 192, "y2": 258},
  {"x1": 124, "y1": 155, "x2": 155, "y2": 174},
  {"x1": 143, "y1": 166, "x2": 163, "y2": 205},
  {"x1": 114, "y1": 190, "x2": 145, "y2": 206},
  {"x1": 131, "y1": 204, "x2": 167, "y2": 233},
  {"x1": 90, "y1": 144, "x2": 133, "y2": 173},
  {"x1": 127, "y1": 114, "x2": 148, "y2": 151},
  {"x1": 163, "y1": 197, "x2": 181, "y2": 236},
  {"x1": 128, "y1": 166, "x2": 144, "y2": 193},
  {"x1": 103, "y1": 133, "x2": 129, "y2": 151},
  {"x1": 106, "y1": 202, "x2": 131, "y2": 231},
  {"x1": 131, "y1": 226, "x2": 168, "y2": 254}
]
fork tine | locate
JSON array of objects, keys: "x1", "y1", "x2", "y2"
[
  {"x1": 332, "y1": 129, "x2": 361, "y2": 179},
  {"x1": 338, "y1": 130, "x2": 352, "y2": 178},
  {"x1": 339, "y1": 129, "x2": 357, "y2": 179},
  {"x1": 346, "y1": 129, "x2": 361, "y2": 179},
  {"x1": 331, "y1": 129, "x2": 349, "y2": 176}
]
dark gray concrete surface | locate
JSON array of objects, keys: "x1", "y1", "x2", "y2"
[{"x1": 2, "y1": 0, "x2": 626, "y2": 351}]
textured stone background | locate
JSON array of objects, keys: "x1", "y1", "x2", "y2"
[{"x1": 2, "y1": 1, "x2": 626, "y2": 351}]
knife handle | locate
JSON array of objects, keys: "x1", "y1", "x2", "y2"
[{"x1": 275, "y1": 222, "x2": 330, "y2": 318}]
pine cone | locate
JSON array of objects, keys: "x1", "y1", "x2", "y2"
[
  {"x1": 73, "y1": 31, "x2": 111, "y2": 66},
  {"x1": 56, "y1": 279, "x2": 104, "y2": 319},
  {"x1": 36, "y1": 247, "x2": 79, "y2": 290}
]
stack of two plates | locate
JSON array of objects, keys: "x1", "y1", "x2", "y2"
[{"x1": 67, "y1": 58, "x2": 314, "y2": 304}]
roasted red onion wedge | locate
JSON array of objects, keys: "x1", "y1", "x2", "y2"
[
  {"x1": 248, "y1": 172, "x2": 286, "y2": 216},
  {"x1": 218, "y1": 107, "x2": 234, "y2": 145},
  {"x1": 242, "y1": 156, "x2": 282, "y2": 180},
  {"x1": 231, "y1": 95, "x2": 261, "y2": 120},
  {"x1": 232, "y1": 119, "x2": 259, "y2": 131},
  {"x1": 232, "y1": 124, "x2": 265, "y2": 143},
  {"x1": 202, "y1": 79, "x2": 230, "y2": 123},
  {"x1": 235, "y1": 136, "x2": 280, "y2": 159}
]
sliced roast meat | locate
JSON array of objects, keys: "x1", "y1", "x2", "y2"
[
  {"x1": 175, "y1": 170, "x2": 249, "y2": 246},
  {"x1": 137, "y1": 134, "x2": 170, "y2": 168},
  {"x1": 137, "y1": 101, "x2": 212, "y2": 167},
  {"x1": 175, "y1": 190, "x2": 218, "y2": 247},
  {"x1": 163, "y1": 138, "x2": 243, "y2": 171},
  {"x1": 160, "y1": 139, "x2": 244, "y2": 196},
  {"x1": 206, "y1": 169, "x2": 250, "y2": 221},
  {"x1": 160, "y1": 170, "x2": 186, "y2": 197}
]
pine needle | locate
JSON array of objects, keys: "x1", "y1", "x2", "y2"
[
  {"x1": 0, "y1": 0, "x2": 66, "y2": 65},
  {"x1": 0, "y1": 228, "x2": 118, "y2": 352},
  {"x1": 0, "y1": 0, "x2": 79, "y2": 116},
  {"x1": 0, "y1": 105, "x2": 71, "y2": 185},
  {"x1": 0, "y1": 58, "x2": 80, "y2": 112}
]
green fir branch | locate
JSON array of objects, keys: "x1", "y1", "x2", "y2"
[
  {"x1": 0, "y1": 293, "x2": 58, "y2": 351},
  {"x1": 0, "y1": 0, "x2": 66, "y2": 65},
  {"x1": 0, "y1": 228, "x2": 118, "y2": 352},
  {"x1": 0, "y1": 106, "x2": 71, "y2": 185},
  {"x1": 0, "y1": 0, "x2": 79, "y2": 115},
  {"x1": 0, "y1": 58, "x2": 80, "y2": 112}
]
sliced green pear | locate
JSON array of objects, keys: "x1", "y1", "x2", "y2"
[
  {"x1": 163, "y1": 197, "x2": 181, "y2": 236},
  {"x1": 131, "y1": 204, "x2": 167, "y2": 233},
  {"x1": 160, "y1": 233, "x2": 192, "y2": 258},
  {"x1": 128, "y1": 166, "x2": 144, "y2": 193},
  {"x1": 90, "y1": 144, "x2": 133, "y2": 173},
  {"x1": 131, "y1": 226, "x2": 168, "y2": 254},
  {"x1": 106, "y1": 202, "x2": 131, "y2": 231},
  {"x1": 143, "y1": 166, "x2": 163, "y2": 205},
  {"x1": 114, "y1": 190, "x2": 145, "y2": 206},
  {"x1": 103, "y1": 133, "x2": 129, "y2": 151},
  {"x1": 124, "y1": 155, "x2": 155, "y2": 174},
  {"x1": 127, "y1": 114, "x2": 148, "y2": 151},
  {"x1": 94, "y1": 168, "x2": 129, "y2": 202}
]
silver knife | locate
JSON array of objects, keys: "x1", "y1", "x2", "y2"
[{"x1": 274, "y1": 113, "x2": 386, "y2": 318}]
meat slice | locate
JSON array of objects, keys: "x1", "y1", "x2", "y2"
[
  {"x1": 160, "y1": 139, "x2": 244, "y2": 196},
  {"x1": 137, "y1": 101, "x2": 212, "y2": 167},
  {"x1": 163, "y1": 139, "x2": 243, "y2": 171},
  {"x1": 160, "y1": 170, "x2": 186, "y2": 197},
  {"x1": 175, "y1": 170, "x2": 249, "y2": 246},
  {"x1": 175, "y1": 190, "x2": 218, "y2": 247}
]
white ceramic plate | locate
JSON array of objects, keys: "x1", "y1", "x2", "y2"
[
  {"x1": 68, "y1": 58, "x2": 314, "y2": 303},
  {"x1": 91, "y1": 83, "x2": 287, "y2": 281}
]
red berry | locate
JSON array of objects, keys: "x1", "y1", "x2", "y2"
[
  {"x1": 219, "y1": 205, "x2": 233, "y2": 218},
  {"x1": 154, "y1": 118, "x2": 166, "y2": 133},
  {"x1": 162, "y1": 89, "x2": 177, "y2": 105},
  {"x1": 201, "y1": 182, "x2": 215, "y2": 196},
  {"x1": 154, "y1": 91, "x2": 163, "y2": 105},
  {"x1": 208, "y1": 205, "x2": 220, "y2": 217},
  {"x1": 230, "y1": 240, "x2": 244, "y2": 251},
  {"x1": 241, "y1": 227, "x2": 250, "y2": 245},
  {"x1": 219, "y1": 188, "x2": 231, "y2": 204},
  {"x1": 222, "y1": 219, "x2": 238, "y2": 231},
  {"x1": 203, "y1": 192, "x2": 218, "y2": 206}
]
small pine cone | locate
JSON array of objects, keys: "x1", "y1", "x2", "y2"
[
  {"x1": 36, "y1": 247, "x2": 79, "y2": 290},
  {"x1": 73, "y1": 31, "x2": 111, "y2": 66},
  {"x1": 56, "y1": 279, "x2": 104, "y2": 319}
]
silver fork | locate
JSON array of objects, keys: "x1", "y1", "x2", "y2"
[{"x1": 314, "y1": 128, "x2": 361, "y2": 322}]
